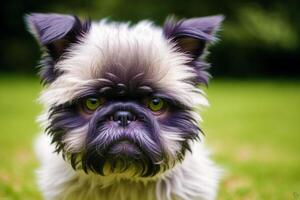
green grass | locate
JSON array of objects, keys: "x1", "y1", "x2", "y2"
[
  {"x1": 202, "y1": 79, "x2": 300, "y2": 200},
  {"x1": 0, "y1": 76, "x2": 299, "y2": 200},
  {"x1": 0, "y1": 76, "x2": 42, "y2": 200}
]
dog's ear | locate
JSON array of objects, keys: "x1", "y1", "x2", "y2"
[
  {"x1": 163, "y1": 15, "x2": 223, "y2": 59},
  {"x1": 25, "y1": 13, "x2": 90, "y2": 84}
]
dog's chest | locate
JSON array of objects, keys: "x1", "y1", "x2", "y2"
[{"x1": 56, "y1": 176, "x2": 159, "y2": 200}]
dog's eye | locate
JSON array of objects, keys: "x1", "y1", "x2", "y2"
[
  {"x1": 147, "y1": 97, "x2": 165, "y2": 112},
  {"x1": 83, "y1": 97, "x2": 104, "y2": 112}
]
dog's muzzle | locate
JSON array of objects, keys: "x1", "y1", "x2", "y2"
[{"x1": 81, "y1": 102, "x2": 164, "y2": 176}]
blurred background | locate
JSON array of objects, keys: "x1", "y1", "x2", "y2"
[
  {"x1": 0, "y1": 0, "x2": 299, "y2": 199},
  {"x1": 2, "y1": 0, "x2": 300, "y2": 77}
]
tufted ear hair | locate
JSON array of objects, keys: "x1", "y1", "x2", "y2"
[
  {"x1": 163, "y1": 15, "x2": 224, "y2": 59},
  {"x1": 25, "y1": 13, "x2": 91, "y2": 84}
]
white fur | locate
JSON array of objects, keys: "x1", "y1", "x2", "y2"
[
  {"x1": 39, "y1": 20, "x2": 208, "y2": 108},
  {"x1": 35, "y1": 20, "x2": 220, "y2": 200}
]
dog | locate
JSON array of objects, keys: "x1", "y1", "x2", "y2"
[{"x1": 25, "y1": 13, "x2": 223, "y2": 200}]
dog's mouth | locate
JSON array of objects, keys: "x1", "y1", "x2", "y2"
[
  {"x1": 82, "y1": 128, "x2": 164, "y2": 176},
  {"x1": 99, "y1": 137, "x2": 156, "y2": 176},
  {"x1": 106, "y1": 138, "x2": 144, "y2": 158}
]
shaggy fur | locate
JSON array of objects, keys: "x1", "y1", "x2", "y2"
[{"x1": 26, "y1": 13, "x2": 223, "y2": 200}]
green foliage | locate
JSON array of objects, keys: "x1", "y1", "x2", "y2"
[
  {"x1": 223, "y1": 4, "x2": 299, "y2": 50},
  {"x1": 2, "y1": 0, "x2": 300, "y2": 77},
  {"x1": 0, "y1": 76, "x2": 299, "y2": 199}
]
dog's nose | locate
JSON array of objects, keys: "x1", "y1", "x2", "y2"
[{"x1": 113, "y1": 111, "x2": 135, "y2": 126}]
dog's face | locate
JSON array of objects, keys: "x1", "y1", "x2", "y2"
[{"x1": 26, "y1": 13, "x2": 222, "y2": 178}]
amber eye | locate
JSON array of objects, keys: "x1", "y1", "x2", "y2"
[
  {"x1": 147, "y1": 97, "x2": 165, "y2": 112},
  {"x1": 83, "y1": 97, "x2": 103, "y2": 112}
]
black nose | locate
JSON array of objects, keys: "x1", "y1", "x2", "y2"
[{"x1": 113, "y1": 111, "x2": 134, "y2": 126}]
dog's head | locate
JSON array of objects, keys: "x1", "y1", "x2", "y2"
[{"x1": 26, "y1": 13, "x2": 222, "y2": 178}]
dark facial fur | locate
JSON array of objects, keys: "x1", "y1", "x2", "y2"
[{"x1": 47, "y1": 81, "x2": 200, "y2": 176}]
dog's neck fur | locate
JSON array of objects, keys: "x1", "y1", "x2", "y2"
[{"x1": 35, "y1": 134, "x2": 219, "y2": 200}]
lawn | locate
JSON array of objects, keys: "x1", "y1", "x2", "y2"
[{"x1": 0, "y1": 76, "x2": 299, "y2": 200}]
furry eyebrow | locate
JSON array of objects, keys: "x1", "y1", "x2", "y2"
[
  {"x1": 66, "y1": 85, "x2": 190, "y2": 110},
  {"x1": 70, "y1": 84, "x2": 155, "y2": 103},
  {"x1": 153, "y1": 92, "x2": 192, "y2": 110}
]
